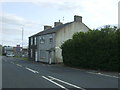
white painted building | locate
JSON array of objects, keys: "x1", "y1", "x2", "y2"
[{"x1": 29, "y1": 15, "x2": 90, "y2": 63}]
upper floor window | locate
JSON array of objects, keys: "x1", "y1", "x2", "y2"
[
  {"x1": 34, "y1": 37, "x2": 36, "y2": 45},
  {"x1": 31, "y1": 37, "x2": 33, "y2": 45},
  {"x1": 40, "y1": 36, "x2": 45, "y2": 44},
  {"x1": 49, "y1": 36, "x2": 53, "y2": 43}
]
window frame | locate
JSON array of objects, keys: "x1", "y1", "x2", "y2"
[
  {"x1": 31, "y1": 37, "x2": 33, "y2": 45},
  {"x1": 30, "y1": 49, "x2": 32, "y2": 58},
  {"x1": 34, "y1": 37, "x2": 37, "y2": 45},
  {"x1": 49, "y1": 36, "x2": 53, "y2": 43},
  {"x1": 40, "y1": 36, "x2": 45, "y2": 44}
]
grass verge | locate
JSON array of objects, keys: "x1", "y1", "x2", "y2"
[{"x1": 15, "y1": 56, "x2": 28, "y2": 61}]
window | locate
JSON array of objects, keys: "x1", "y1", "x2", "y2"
[
  {"x1": 39, "y1": 36, "x2": 42, "y2": 40},
  {"x1": 34, "y1": 37, "x2": 36, "y2": 45},
  {"x1": 31, "y1": 37, "x2": 33, "y2": 45},
  {"x1": 40, "y1": 36, "x2": 45, "y2": 44},
  {"x1": 40, "y1": 50, "x2": 46, "y2": 59},
  {"x1": 49, "y1": 36, "x2": 53, "y2": 43}
]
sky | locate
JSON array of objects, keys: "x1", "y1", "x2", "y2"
[{"x1": 0, "y1": 0, "x2": 119, "y2": 47}]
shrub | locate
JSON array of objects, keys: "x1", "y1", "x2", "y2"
[{"x1": 61, "y1": 26, "x2": 120, "y2": 72}]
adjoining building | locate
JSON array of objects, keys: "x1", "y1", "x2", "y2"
[
  {"x1": 28, "y1": 15, "x2": 90, "y2": 64},
  {"x1": 0, "y1": 45, "x2": 2, "y2": 55}
]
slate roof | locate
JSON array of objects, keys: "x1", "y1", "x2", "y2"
[{"x1": 30, "y1": 22, "x2": 73, "y2": 37}]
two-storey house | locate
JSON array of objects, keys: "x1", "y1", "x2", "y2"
[{"x1": 28, "y1": 15, "x2": 90, "y2": 64}]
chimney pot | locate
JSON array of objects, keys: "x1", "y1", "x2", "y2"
[
  {"x1": 74, "y1": 15, "x2": 82, "y2": 22},
  {"x1": 54, "y1": 22, "x2": 63, "y2": 27},
  {"x1": 44, "y1": 25, "x2": 52, "y2": 30}
]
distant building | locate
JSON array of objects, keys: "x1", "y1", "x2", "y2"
[
  {"x1": 0, "y1": 45, "x2": 2, "y2": 55},
  {"x1": 2, "y1": 46, "x2": 6, "y2": 55},
  {"x1": 2, "y1": 46, "x2": 14, "y2": 56},
  {"x1": 13, "y1": 45, "x2": 28, "y2": 57},
  {"x1": 28, "y1": 15, "x2": 90, "y2": 64},
  {"x1": 13, "y1": 45, "x2": 22, "y2": 57},
  {"x1": 22, "y1": 48, "x2": 28, "y2": 57}
]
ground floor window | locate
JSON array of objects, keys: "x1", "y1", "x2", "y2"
[{"x1": 40, "y1": 50, "x2": 46, "y2": 59}]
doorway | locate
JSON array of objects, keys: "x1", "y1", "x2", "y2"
[
  {"x1": 35, "y1": 50, "x2": 37, "y2": 62},
  {"x1": 49, "y1": 51, "x2": 52, "y2": 64}
]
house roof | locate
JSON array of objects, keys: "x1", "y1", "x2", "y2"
[
  {"x1": 29, "y1": 22, "x2": 73, "y2": 37},
  {"x1": 29, "y1": 20, "x2": 90, "y2": 38}
]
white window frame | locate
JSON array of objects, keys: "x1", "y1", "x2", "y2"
[
  {"x1": 34, "y1": 37, "x2": 36, "y2": 45},
  {"x1": 31, "y1": 37, "x2": 33, "y2": 45},
  {"x1": 39, "y1": 36, "x2": 42, "y2": 44},
  {"x1": 49, "y1": 36, "x2": 53, "y2": 43},
  {"x1": 30, "y1": 49, "x2": 32, "y2": 58},
  {"x1": 40, "y1": 36, "x2": 45, "y2": 44}
]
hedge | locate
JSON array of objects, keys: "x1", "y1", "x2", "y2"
[{"x1": 61, "y1": 26, "x2": 120, "y2": 72}]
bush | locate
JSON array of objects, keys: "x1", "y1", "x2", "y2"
[{"x1": 61, "y1": 25, "x2": 120, "y2": 72}]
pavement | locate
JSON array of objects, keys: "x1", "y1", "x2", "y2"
[{"x1": 2, "y1": 56, "x2": 120, "y2": 89}]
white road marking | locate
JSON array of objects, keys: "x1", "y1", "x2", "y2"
[
  {"x1": 42, "y1": 76, "x2": 68, "y2": 90},
  {"x1": 87, "y1": 72, "x2": 119, "y2": 79},
  {"x1": 25, "y1": 67, "x2": 39, "y2": 73},
  {"x1": 16, "y1": 64, "x2": 22, "y2": 67},
  {"x1": 48, "y1": 76, "x2": 85, "y2": 90},
  {"x1": 98, "y1": 72, "x2": 101, "y2": 74}
]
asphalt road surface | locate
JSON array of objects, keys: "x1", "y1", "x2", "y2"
[{"x1": 2, "y1": 56, "x2": 120, "y2": 89}]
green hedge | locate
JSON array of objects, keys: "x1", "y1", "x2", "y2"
[{"x1": 61, "y1": 26, "x2": 120, "y2": 71}]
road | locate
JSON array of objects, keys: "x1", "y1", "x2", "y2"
[{"x1": 2, "y1": 56, "x2": 120, "y2": 89}]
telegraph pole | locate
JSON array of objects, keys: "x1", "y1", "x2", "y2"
[
  {"x1": 22, "y1": 27, "x2": 24, "y2": 48},
  {"x1": 22, "y1": 27, "x2": 24, "y2": 56},
  {"x1": 63, "y1": 17, "x2": 64, "y2": 23}
]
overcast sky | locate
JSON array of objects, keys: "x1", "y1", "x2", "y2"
[{"x1": 0, "y1": 0, "x2": 119, "y2": 47}]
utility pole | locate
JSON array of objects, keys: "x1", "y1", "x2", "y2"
[
  {"x1": 22, "y1": 27, "x2": 24, "y2": 56},
  {"x1": 22, "y1": 27, "x2": 24, "y2": 48},
  {"x1": 63, "y1": 17, "x2": 64, "y2": 23}
]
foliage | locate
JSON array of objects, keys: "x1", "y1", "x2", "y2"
[{"x1": 61, "y1": 25, "x2": 120, "y2": 71}]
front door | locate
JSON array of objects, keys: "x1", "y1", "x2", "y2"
[
  {"x1": 35, "y1": 50, "x2": 37, "y2": 62},
  {"x1": 49, "y1": 51, "x2": 52, "y2": 64}
]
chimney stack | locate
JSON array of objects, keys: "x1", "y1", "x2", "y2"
[
  {"x1": 74, "y1": 15, "x2": 82, "y2": 22},
  {"x1": 54, "y1": 20, "x2": 63, "y2": 27},
  {"x1": 44, "y1": 25, "x2": 52, "y2": 30}
]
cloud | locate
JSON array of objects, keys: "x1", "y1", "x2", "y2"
[
  {"x1": 0, "y1": 12, "x2": 41, "y2": 27},
  {"x1": 0, "y1": 13, "x2": 24, "y2": 26},
  {"x1": 1, "y1": 0, "x2": 119, "y2": 46},
  {"x1": 0, "y1": 12, "x2": 42, "y2": 46},
  {"x1": 1, "y1": 12, "x2": 42, "y2": 34},
  {"x1": 31, "y1": 0, "x2": 118, "y2": 28},
  {"x1": 32, "y1": 0, "x2": 84, "y2": 11},
  {"x1": 2, "y1": 38, "x2": 27, "y2": 47}
]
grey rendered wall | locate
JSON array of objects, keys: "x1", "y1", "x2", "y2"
[
  {"x1": 55, "y1": 22, "x2": 89, "y2": 63},
  {"x1": 37, "y1": 33, "x2": 55, "y2": 63}
]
